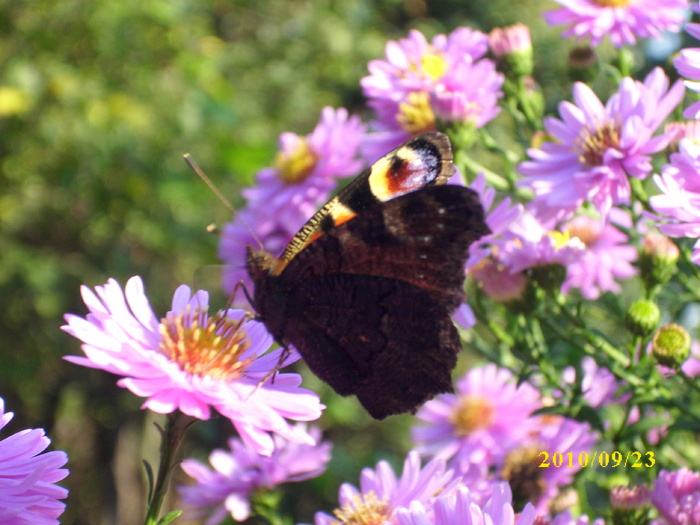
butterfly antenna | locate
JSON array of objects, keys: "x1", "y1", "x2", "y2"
[{"x1": 183, "y1": 153, "x2": 265, "y2": 251}]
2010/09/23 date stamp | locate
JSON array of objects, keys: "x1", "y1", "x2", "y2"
[{"x1": 539, "y1": 450, "x2": 655, "y2": 469}]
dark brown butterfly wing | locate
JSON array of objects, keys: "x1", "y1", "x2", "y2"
[{"x1": 253, "y1": 185, "x2": 489, "y2": 418}]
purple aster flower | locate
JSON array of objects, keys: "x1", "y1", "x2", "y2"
[
  {"x1": 0, "y1": 398, "x2": 68, "y2": 525},
  {"x1": 63, "y1": 276, "x2": 324, "y2": 456},
  {"x1": 397, "y1": 482, "x2": 537, "y2": 525},
  {"x1": 650, "y1": 139, "x2": 700, "y2": 263},
  {"x1": 561, "y1": 356, "x2": 624, "y2": 408},
  {"x1": 651, "y1": 468, "x2": 700, "y2": 524},
  {"x1": 561, "y1": 214, "x2": 638, "y2": 299},
  {"x1": 675, "y1": 3, "x2": 700, "y2": 118},
  {"x1": 361, "y1": 28, "x2": 503, "y2": 161},
  {"x1": 412, "y1": 364, "x2": 542, "y2": 473},
  {"x1": 362, "y1": 28, "x2": 490, "y2": 101},
  {"x1": 497, "y1": 210, "x2": 586, "y2": 275},
  {"x1": 544, "y1": 0, "x2": 688, "y2": 48},
  {"x1": 179, "y1": 424, "x2": 331, "y2": 524},
  {"x1": 519, "y1": 67, "x2": 685, "y2": 223},
  {"x1": 499, "y1": 416, "x2": 598, "y2": 514},
  {"x1": 218, "y1": 106, "x2": 364, "y2": 296},
  {"x1": 314, "y1": 451, "x2": 460, "y2": 525}
]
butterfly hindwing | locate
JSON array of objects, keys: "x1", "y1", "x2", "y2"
[{"x1": 281, "y1": 273, "x2": 461, "y2": 419}]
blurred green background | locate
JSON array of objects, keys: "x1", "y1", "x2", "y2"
[{"x1": 0, "y1": 1, "x2": 680, "y2": 524}]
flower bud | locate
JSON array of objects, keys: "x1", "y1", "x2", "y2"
[
  {"x1": 652, "y1": 323, "x2": 691, "y2": 368},
  {"x1": 568, "y1": 46, "x2": 599, "y2": 83},
  {"x1": 625, "y1": 299, "x2": 660, "y2": 337},
  {"x1": 639, "y1": 232, "x2": 679, "y2": 292},
  {"x1": 489, "y1": 24, "x2": 534, "y2": 79},
  {"x1": 611, "y1": 485, "x2": 651, "y2": 525}
]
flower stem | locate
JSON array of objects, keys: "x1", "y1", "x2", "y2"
[{"x1": 144, "y1": 412, "x2": 195, "y2": 525}]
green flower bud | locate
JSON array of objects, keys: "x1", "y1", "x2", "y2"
[
  {"x1": 568, "y1": 46, "x2": 599, "y2": 83},
  {"x1": 652, "y1": 323, "x2": 691, "y2": 368},
  {"x1": 625, "y1": 299, "x2": 660, "y2": 337},
  {"x1": 639, "y1": 232, "x2": 679, "y2": 293}
]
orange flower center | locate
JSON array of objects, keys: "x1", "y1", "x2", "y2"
[
  {"x1": 450, "y1": 395, "x2": 495, "y2": 436},
  {"x1": 577, "y1": 121, "x2": 621, "y2": 167},
  {"x1": 159, "y1": 307, "x2": 253, "y2": 381},
  {"x1": 592, "y1": 0, "x2": 632, "y2": 6},
  {"x1": 275, "y1": 137, "x2": 318, "y2": 184},
  {"x1": 331, "y1": 491, "x2": 391, "y2": 525},
  {"x1": 501, "y1": 444, "x2": 547, "y2": 510}
]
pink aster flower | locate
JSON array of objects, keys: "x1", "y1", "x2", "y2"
[
  {"x1": 314, "y1": 451, "x2": 460, "y2": 525},
  {"x1": 561, "y1": 214, "x2": 638, "y2": 299},
  {"x1": 497, "y1": 210, "x2": 586, "y2": 275},
  {"x1": 561, "y1": 356, "x2": 624, "y2": 408},
  {"x1": 519, "y1": 67, "x2": 685, "y2": 223},
  {"x1": 499, "y1": 416, "x2": 598, "y2": 514},
  {"x1": 218, "y1": 106, "x2": 364, "y2": 296},
  {"x1": 650, "y1": 468, "x2": 700, "y2": 524},
  {"x1": 650, "y1": 139, "x2": 700, "y2": 263},
  {"x1": 674, "y1": 3, "x2": 700, "y2": 118},
  {"x1": 412, "y1": 364, "x2": 542, "y2": 473},
  {"x1": 361, "y1": 28, "x2": 503, "y2": 161},
  {"x1": 62, "y1": 276, "x2": 324, "y2": 456},
  {"x1": 0, "y1": 398, "x2": 68, "y2": 525},
  {"x1": 179, "y1": 425, "x2": 330, "y2": 524},
  {"x1": 544, "y1": 0, "x2": 688, "y2": 48},
  {"x1": 397, "y1": 482, "x2": 537, "y2": 525}
]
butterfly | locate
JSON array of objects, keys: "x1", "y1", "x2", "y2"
[{"x1": 246, "y1": 132, "x2": 490, "y2": 419}]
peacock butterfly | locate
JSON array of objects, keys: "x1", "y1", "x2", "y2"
[{"x1": 246, "y1": 132, "x2": 490, "y2": 419}]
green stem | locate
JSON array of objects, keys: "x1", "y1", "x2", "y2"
[{"x1": 144, "y1": 412, "x2": 195, "y2": 525}]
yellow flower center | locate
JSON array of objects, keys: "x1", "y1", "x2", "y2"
[
  {"x1": 421, "y1": 52, "x2": 448, "y2": 80},
  {"x1": 159, "y1": 307, "x2": 253, "y2": 381},
  {"x1": 450, "y1": 395, "x2": 495, "y2": 436},
  {"x1": 331, "y1": 491, "x2": 391, "y2": 525},
  {"x1": 576, "y1": 121, "x2": 621, "y2": 168},
  {"x1": 397, "y1": 91, "x2": 436, "y2": 135},
  {"x1": 275, "y1": 137, "x2": 318, "y2": 184},
  {"x1": 592, "y1": 0, "x2": 632, "y2": 6},
  {"x1": 548, "y1": 230, "x2": 571, "y2": 250},
  {"x1": 501, "y1": 444, "x2": 547, "y2": 510}
]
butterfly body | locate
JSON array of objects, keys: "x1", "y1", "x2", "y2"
[{"x1": 246, "y1": 132, "x2": 489, "y2": 419}]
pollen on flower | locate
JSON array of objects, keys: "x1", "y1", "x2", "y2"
[
  {"x1": 275, "y1": 137, "x2": 319, "y2": 184},
  {"x1": 450, "y1": 395, "x2": 495, "y2": 436},
  {"x1": 501, "y1": 444, "x2": 547, "y2": 509},
  {"x1": 397, "y1": 91, "x2": 436, "y2": 134},
  {"x1": 593, "y1": 0, "x2": 631, "y2": 6},
  {"x1": 576, "y1": 121, "x2": 620, "y2": 167},
  {"x1": 548, "y1": 230, "x2": 571, "y2": 250},
  {"x1": 331, "y1": 491, "x2": 391, "y2": 525},
  {"x1": 566, "y1": 220, "x2": 599, "y2": 247},
  {"x1": 158, "y1": 307, "x2": 254, "y2": 381},
  {"x1": 420, "y1": 52, "x2": 448, "y2": 80}
]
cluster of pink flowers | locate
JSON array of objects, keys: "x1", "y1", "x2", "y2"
[
  {"x1": 361, "y1": 28, "x2": 504, "y2": 161},
  {"x1": 412, "y1": 364, "x2": 599, "y2": 515},
  {"x1": 57, "y1": 1, "x2": 700, "y2": 522}
]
